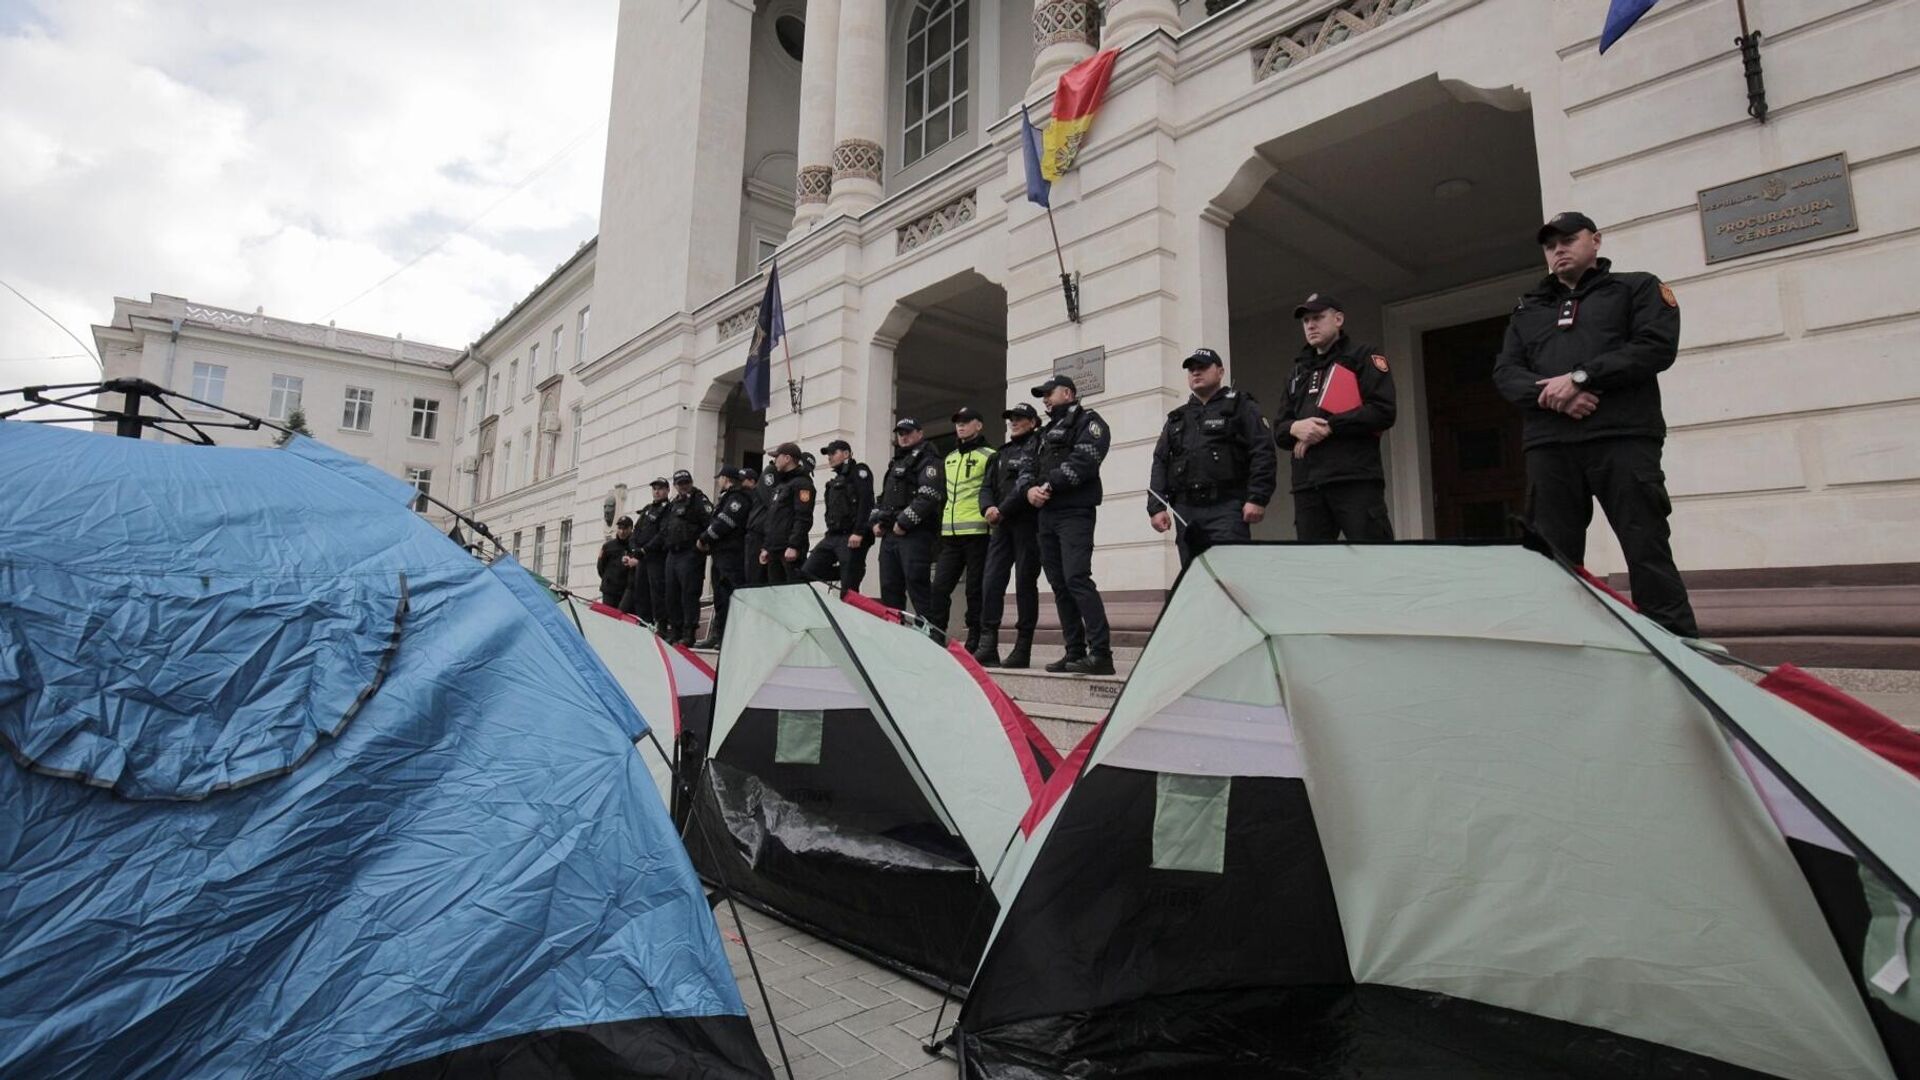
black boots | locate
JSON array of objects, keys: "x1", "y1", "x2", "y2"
[
  {"x1": 693, "y1": 634, "x2": 721, "y2": 649},
  {"x1": 1001, "y1": 633, "x2": 1032, "y2": 670},
  {"x1": 964, "y1": 628, "x2": 981, "y2": 655},
  {"x1": 1063, "y1": 651, "x2": 1115, "y2": 676},
  {"x1": 1044, "y1": 651, "x2": 1084, "y2": 674},
  {"x1": 972, "y1": 632, "x2": 1002, "y2": 667}
]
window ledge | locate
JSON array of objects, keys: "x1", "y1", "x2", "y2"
[{"x1": 336, "y1": 426, "x2": 373, "y2": 436}]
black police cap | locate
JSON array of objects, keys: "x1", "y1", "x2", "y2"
[
  {"x1": 1030, "y1": 375, "x2": 1076, "y2": 398},
  {"x1": 1292, "y1": 293, "x2": 1344, "y2": 319},
  {"x1": 1537, "y1": 211, "x2": 1599, "y2": 244},
  {"x1": 1183, "y1": 347, "x2": 1224, "y2": 370},
  {"x1": 819, "y1": 438, "x2": 851, "y2": 455},
  {"x1": 1002, "y1": 403, "x2": 1039, "y2": 422}
]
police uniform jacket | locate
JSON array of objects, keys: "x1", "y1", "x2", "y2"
[
  {"x1": 1149, "y1": 386, "x2": 1277, "y2": 515},
  {"x1": 597, "y1": 535, "x2": 631, "y2": 597},
  {"x1": 763, "y1": 468, "x2": 817, "y2": 554},
  {"x1": 979, "y1": 430, "x2": 1039, "y2": 521},
  {"x1": 658, "y1": 489, "x2": 712, "y2": 551},
  {"x1": 1491, "y1": 258, "x2": 1680, "y2": 450},
  {"x1": 629, "y1": 500, "x2": 670, "y2": 557},
  {"x1": 823, "y1": 459, "x2": 875, "y2": 536},
  {"x1": 1025, "y1": 402, "x2": 1110, "y2": 510},
  {"x1": 873, "y1": 442, "x2": 945, "y2": 533},
  {"x1": 701, "y1": 488, "x2": 756, "y2": 551},
  {"x1": 941, "y1": 436, "x2": 996, "y2": 538},
  {"x1": 1274, "y1": 335, "x2": 1397, "y2": 492}
]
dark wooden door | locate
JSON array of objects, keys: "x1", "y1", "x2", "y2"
[{"x1": 1424, "y1": 316, "x2": 1527, "y2": 539}]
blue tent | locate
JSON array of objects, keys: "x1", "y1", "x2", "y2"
[{"x1": 0, "y1": 422, "x2": 770, "y2": 1079}]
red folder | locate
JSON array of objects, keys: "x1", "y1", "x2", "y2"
[{"x1": 1317, "y1": 363, "x2": 1362, "y2": 415}]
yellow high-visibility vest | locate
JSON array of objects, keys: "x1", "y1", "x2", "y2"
[{"x1": 942, "y1": 444, "x2": 993, "y2": 537}]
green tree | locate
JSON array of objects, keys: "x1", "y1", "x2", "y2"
[{"x1": 274, "y1": 407, "x2": 313, "y2": 447}]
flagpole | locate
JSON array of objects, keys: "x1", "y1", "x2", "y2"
[
  {"x1": 780, "y1": 324, "x2": 802, "y2": 415},
  {"x1": 1044, "y1": 205, "x2": 1080, "y2": 324}
]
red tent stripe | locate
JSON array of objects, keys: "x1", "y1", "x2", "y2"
[
  {"x1": 1020, "y1": 719, "x2": 1102, "y2": 836},
  {"x1": 1759, "y1": 663, "x2": 1920, "y2": 780}
]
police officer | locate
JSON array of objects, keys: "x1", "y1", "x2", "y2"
[
  {"x1": 974, "y1": 403, "x2": 1043, "y2": 669},
  {"x1": 872, "y1": 418, "x2": 944, "y2": 616},
  {"x1": 695, "y1": 467, "x2": 754, "y2": 647},
  {"x1": 740, "y1": 468, "x2": 769, "y2": 585},
  {"x1": 802, "y1": 438, "x2": 875, "y2": 592},
  {"x1": 761, "y1": 442, "x2": 816, "y2": 584},
  {"x1": 621, "y1": 478, "x2": 671, "y2": 623},
  {"x1": 1149, "y1": 347, "x2": 1277, "y2": 567},
  {"x1": 1024, "y1": 375, "x2": 1114, "y2": 676},
  {"x1": 598, "y1": 515, "x2": 633, "y2": 607},
  {"x1": 928, "y1": 406, "x2": 996, "y2": 652},
  {"x1": 1273, "y1": 293, "x2": 1397, "y2": 541},
  {"x1": 1493, "y1": 211, "x2": 1699, "y2": 638},
  {"x1": 659, "y1": 469, "x2": 712, "y2": 646}
]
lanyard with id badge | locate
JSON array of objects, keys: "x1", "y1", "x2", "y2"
[{"x1": 1558, "y1": 299, "x2": 1578, "y2": 330}]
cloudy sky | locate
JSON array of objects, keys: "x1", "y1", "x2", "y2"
[{"x1": 0, "y1": 0, "x2": 617, "y2": 394}]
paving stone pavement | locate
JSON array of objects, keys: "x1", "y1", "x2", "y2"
[{"x1": 720, "y1": 903, "x2": 962, "y2": 1079}]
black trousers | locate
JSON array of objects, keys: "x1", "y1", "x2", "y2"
[
  {"x1": 708, "y1": 545, "x2": 744, "y2": 636},
  {"x1": 1172, "y1": 498, "x2": 1252, "y2": 568},
  {"x1": 742, "y1": 535, "x2": 767, "y2": 585},
  {"x1": 927, "y1": 533, "x2": 990, "y2": 637},
  {"x1": 621, "y1": 555, "x2": 668, "y2": 625},
  {"x1": 664, "y1": 548, "x2": 704, "y2": 635},
  {"x1": 765, "y1": 547, "x2": 805, "y2": 584},
  {"x1": 981, "y1": 515, "x2": 1041, "y2": 636},
  {"x1": 1294, "y1": 480, "x2": 1393, "y2": 542},
  {"x1": 801, "y1": 533, "x2": 870, "y2": 592},
  {"x1": 1039, "y1": 506, "x2": 1110, "y2": 656},
  {"x1": 1526, "y1": 437, "x2": 1699, "y2": 638},
  {"x1": 878, "y1": 527, "x2": 936, "y2": 616}
]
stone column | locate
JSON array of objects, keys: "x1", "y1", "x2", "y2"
[
  {"x1": 1102, "y1": 0, "x2": 1180, "y2": 48},
  {"x1": 826, "y1": 0, "x2": 886, "y2": 218},
  {"x1": 790, "y1": 0, "x2": 842, "y2": 237},
  {"x1": 1028, "y1": 0, "x2": 1097, "y2": 98}
]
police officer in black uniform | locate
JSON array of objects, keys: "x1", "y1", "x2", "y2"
[
  {"x1": 802, "y1": 438, "x2": 875, "y2": 592},
  {"x1": 1149, "y1": 347, "x2": 1278, "y2": 567},
  {"x1": 739, "y1": 469, "x2": 769, "y2": 585},
  {"x1": 872, "y1": 418, "x2": 945, "y2": 616},
  {"x1": 598, "y1": 516, "x2": 633, "y2": 607},
  {"x1": 1493, "y1": 211, "x2": 1699, "y2": 638},
  {"x1": 1273, "y1": 293, "x2": 1398, "y2": 541},
  {"x1": 659, "y1": 469, "x2": 711, "y2": 645},
  {"x1": 761, "y1": 443, "x2": 816, "y2": 585},
  {"x1": 621, "y1": 478, "x2": 671, "y2": 623},
  {"x1": 974, "y1": 403, "x2": 1044, "y2": 669},
  {"x1": 695, "y1": 467, "x2": 754, "y2": 647},
  {"x1": 1024, "y1": 375, "x2": 1114, "y2": 676}
]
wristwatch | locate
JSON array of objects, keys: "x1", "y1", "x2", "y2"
[{"x1": 1570, "y1": 369, "x2": 1590, "y2": 387}]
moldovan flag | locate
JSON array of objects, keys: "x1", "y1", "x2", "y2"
[{"x1": 1041, "y1": 49, "x2": 1118, "y2": 182}]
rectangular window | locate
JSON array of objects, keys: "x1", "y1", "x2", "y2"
[
  {"x1": 551, "y1": 326, "x2": 564, "y2": 371},
  {"x1": 342, "y1": 386, "x2": 374, "y2": 431},
  {"x1": 410, "y1": 397, "x2": 440, "y2": 440},
  {"x1": 512, "y1": 529, "x2": 522, "y2": 557},
  {"x1": 521, "y1": 427, "x2": 533, "y2": 485},
  {"x1": 456, "y1": 395, "x2": 468, "y2": 441},
  {"x1": 557, "y1": 518, "x2": 573, "y2": 585},
  {"x1": 757, "y1": 238, "x2": 777, "y2": 264},
  {"x1": 775, "y1": 710, "x2": 825, "y2": 764},
  {"x1": 268, "y1": 374, "x2": 303, "y2": 420},
  {"x1": 570, "y1": 405, "x2": 582, "y2": 468},
  {"x1": 527, "y1": 344, "x2": 540, "y2": 389},
  {"x1": 500, "y1": 439, "x2": 512, "y2": 492},
  {"x1": 507, "y1": 360, "x2": 518, "y2": 403},
  {"x1": 533, "y1": 525, "x2": 546, "y2": 574},
  {"x1": 191, "y1": 362, "x2": 228, "y2": 406},
  {"x1": 1151, "y1": 773, "x2": 1231, "y2": 874},
  {"x1": 577, "y1": 306, "x2": 591, "y2": 364},
  {"x1": 406, "y1": 467, "x2": 433, "y2": 513},
  {"x1": 488, "y1": 373, "x2": 500, "y2": 413}
]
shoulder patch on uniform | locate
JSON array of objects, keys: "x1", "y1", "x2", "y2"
[
  {"x1": 857, "y1": 467, "x2": 870, "y2": 479},
  {"x1": 799, "y1": 489, "x2": 812, "y2": 503},
  {"x1": 1089, "y1": 421, "x2": 1103, "y2": 437},
  {"x1": 1372, "y1": 354, "x2": 1390, "y2": 373},
  {"x1": 1659, "y1": 283, "x2": 1678, "y2": 308}
]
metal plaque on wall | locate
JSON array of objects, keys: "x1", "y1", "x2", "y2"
[
  {"x1": 1053, "y1": 346, "x2": 1106, "y2": 397},
  {"x1": 1698, "y1": 154, "x2": 1857, "y2": 264}
]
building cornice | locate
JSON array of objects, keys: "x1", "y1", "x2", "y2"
[
  {"x1": 115, "y1": 318, "x2": 461, "y2": 386},
  {"x1": 467, "y1": 238, "x2": 599, "y2": 359}
]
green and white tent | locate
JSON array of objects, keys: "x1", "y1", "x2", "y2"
[
  {"x1": 958, "y1": 543, "x2": 1920, "y2": 1079},
  {"x1": 686, "y1": 583, "x2": 1060, "y2": 987}
]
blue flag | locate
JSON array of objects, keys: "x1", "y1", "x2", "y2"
[
  {"x1": 1020, "y1": 105, "x2": 1051, "y2": 209},
  {"x1": 1600, "y1": 0, "x2": 1659, "y2": 52},
  {"x1": 743, "y1": 260, "x2": 783, "y2": 412}
]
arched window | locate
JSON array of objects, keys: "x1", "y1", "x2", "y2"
[{"x1": 903, "y1": 0, "x2": 969, "y2": 166}]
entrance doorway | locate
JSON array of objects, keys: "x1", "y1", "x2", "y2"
[{"x1": 1423, "y1": 316, "x2": 1525, "y2": 538}]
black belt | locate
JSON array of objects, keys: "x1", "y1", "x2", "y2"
[{"x1": 1177, "y1": 483, "x2": 1244, "y2": 503}]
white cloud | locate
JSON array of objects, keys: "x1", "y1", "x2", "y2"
[{"x1": 0, "y1": 0, "x2": 615, "y2": 395}]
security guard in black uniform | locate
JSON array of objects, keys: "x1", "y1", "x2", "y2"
[
  {"x1": 974, "y1": 403, "x2": 1043, "y2": 669},
  {"x1": 621, "y1": 478, "x2": 671, "y2": 623},
  {"x1": 802, "y1": 438, "x2": 875, "y2": 592},
  {"x1": 1024, "y1": 375, "x2": 1114, "y2": 676},
  {"x1": 695, "y1": 467, "x2": 754, "y2": 647},
  {"x1": 659, "y1": 469, "x2": 711, "y2": 646},
  {"x1": 1493, "y1": 211, "x2": 1699, "y2": 638},
  {"x1": 872, "y1": 418, "x2": 945, "y2": 616},
  {"x1": 1149, "y1": 347, "x2": 1277, "y2": 567},
  {"x1": 598, "y1": 516, "x2": 633, "y2": 607},
  {"x1": 740, "y1": 469, "x2": 769, "y2": 585},
  {"x1": 761, "y1": 442, "x2": 816, "y2": 585},
  {"x1": 1273, "y1": 293, "x2": 1397, "y2": 541}
]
